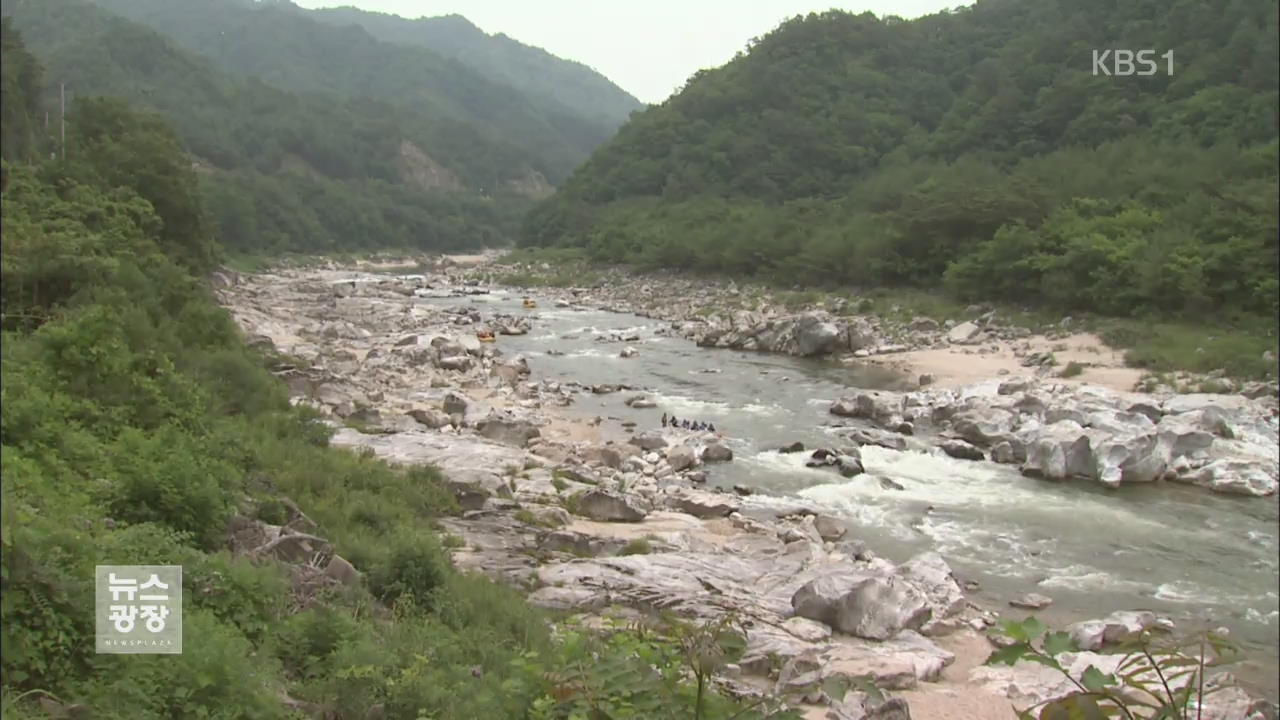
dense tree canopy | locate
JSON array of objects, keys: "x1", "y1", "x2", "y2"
[
  {"x1": 1, "y1": 0, "x2": 634, "y2": 256},
  {"x1": 524, "y1": 0, "x2": 1279, "y2": 322},
  {"x1": 1, "y1": 25, "x2": 774, "y2": 720}
]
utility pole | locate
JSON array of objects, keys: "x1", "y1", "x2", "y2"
[{"x1": 60, "y1": 82, "x2": 66, "y2": 160}]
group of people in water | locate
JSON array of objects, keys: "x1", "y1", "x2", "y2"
[{"x1": 660, "y1": 413, "x2": 715, "y2": 432}]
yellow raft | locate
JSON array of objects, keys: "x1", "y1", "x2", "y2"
[{"x1": 521, "y1": 298, "x2": 538, "y2": 309}]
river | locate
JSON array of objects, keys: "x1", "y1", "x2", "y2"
[{"x1": 421, "y1": 287, "x2": 1280, "y2": 699}]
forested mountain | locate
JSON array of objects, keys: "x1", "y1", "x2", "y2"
[
  {"x1": 524, "y1": 0, "x2": 1279, "y2": 323},
  {"x1": 1, "y1": 23, "x2": 767, "y2": 719},
  {"x1": 1, "y1": 0, "x2": 634, "y2": 256},
  {"x1": 307, "y1": 7, "x2": 643, "y2": 130},
  {"x1": 81, "y1": 0, "x2": 616, "y2": 186}
]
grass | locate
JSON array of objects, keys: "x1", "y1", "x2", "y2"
[
  {"x1": 441, "y1": 533, "x2": 466, "y2": 549},
  {"x1": 1095, "y1": 316, "x2": 1279, "y2": 381},
  {"x1": 513, "y1": 508, "x2": 564, "y2": 528},
  {"x1": 617, "y1": 537, "x2": 656, "y2": 556},
  {"x1": 559, "y1": 491, "x2": 586, "y2": 516}
]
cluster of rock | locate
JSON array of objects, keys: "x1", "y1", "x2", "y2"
[
  {"x1": 218, "y1": 263, "x2": 1276, "y2": 718},
  {"x1": 828, "y1": 377, "x2": 1280, "y2": 497}
]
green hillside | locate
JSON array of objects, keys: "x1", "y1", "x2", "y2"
[
  {"x1": 1, "y1": 0, "x2": 537, "y2": 255},
  {"x1": 0, "y1": 21, "x2": 775, "y2": 720},
  {"x1": 308, "y1": 7, "x2": 643, "y2": 131},
  {"x1": 83, "y1": 0, "x2": 613, "y2": 186},
  {"x1": 523, "y1": 0, "x2": 1279, "y2": 325}
]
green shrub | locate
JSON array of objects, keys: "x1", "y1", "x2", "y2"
[
  {"x1": 103, "y1": 426, "x2": 236, "y2": 550},
  {"x1": 255, "y1": 498, "x2": 289, "y2": 526},
  {"x1": 272, "y1": 606, "x2": 361, "y2": 680},
  {"x1": 83, "y1": 610, "x2": 289, "y2": 720},
  {"x1": 986, "y1": 616, "x2": 1242, "y2": 720},
  {"x1": 366, "y1": 532, "x2": 450, "y2": 609},
  {"x1": 619, "y1": 538, "x2": 654, "y2": 556}
]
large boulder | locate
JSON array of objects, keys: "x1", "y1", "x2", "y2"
[
  {"x1": 1067, "y1": 610, "x2": 1161, "y2": 651},
  {"x1": 952, "y1": 408, "x2": 1016, "y2": 447},
  {"x1": 940, "y1": 439, "x2": 985, "y2": 461},
  {"x1": 831, "y1": 391, "x2": 903, "y2": 425},
  {"x1": 665, "y1": 444, "x2": 699, "y2": 472},
  {"x1": 629, "y1": 432, "x2": 668, "y2": 451},
  {"x1": 791, "y1": 572, "x2": 932, "y2": 641},
  {"x1": 666, "y1": 489, "x2": 740, "y2": 518},
  {"x1": 1179, "y1": 459, "x2": 1278, "y2": 496},
  {"x1": 1020, "y1": 421, "x2": 1098, "y2": 480},
  {"x1": 575, "y1": 490, "x2": 647, "y2": 522},
  {"x1": 441, "y1": 391, "x2": 469, "y2": 416},
  {"x1": 948, "y1": 321, "x2": 983, "y2": 344},
  {"x1": 476, "y1": 413, "x2": 541, "y2": 447},
  {"x1": 701, "y1": 441, "x2": 734, "y2": 462},
  {"x1": 898, "y1": 552, "x2": 967, "y2": 626},
  {"x1": 795, "y1": 313, "x2": 841, "y2": 356}
]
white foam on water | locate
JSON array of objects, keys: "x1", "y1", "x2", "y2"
[
  {"x1": 742, "y1": 450, "x2": 841, "y2": 480},
  {"x1": 1036, "y1": 566, "x2": 1149, "y2": 594},
  {"x1": 650, "y1": 394, "x2": 780, "y2": 417},
  {"x1": 564, "y1": 348, "x2": 620, "y2": 360},
  {"x1": 1152, "y1": 580, "x2": 1255, "y2": 606},
  {"x1": 1245, "y1": 608, "x2": 1280, "y2": 625}
]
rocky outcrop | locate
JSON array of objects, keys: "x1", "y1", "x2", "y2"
[
  {"x1": 575, "y1": 490, "x2": 647, "y2": 522},
  {"x1": 834, "y1": 379, "x2": 1278, "y2": 497},
  {"x1": 476, "y1": 411, "x2": 541, "y2": 447}
]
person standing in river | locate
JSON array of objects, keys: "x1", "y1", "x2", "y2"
[{"x1": 661, "y1": 413, "x2": 668, "y2": 428}]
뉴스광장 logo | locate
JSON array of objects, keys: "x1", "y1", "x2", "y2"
[{"x1": 95, "y1": 565, "x2": 182, "y2": 654}]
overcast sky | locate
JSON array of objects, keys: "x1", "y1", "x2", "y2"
[{"x1": 291, "y1": 1, "x2": 962, "y2": 103}]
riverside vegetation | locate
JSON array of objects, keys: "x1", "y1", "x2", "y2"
[
  {"x1": 3, "y1": 0, "x2": 1278, "y2": 717},
  {"x1": 0, "y1": 22, "x2": 792, "y2": 720}
]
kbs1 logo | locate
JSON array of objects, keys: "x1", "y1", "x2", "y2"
[
  {"x1": 1092, "y1": 49, "x2": 1174, "y2": 76},
  {"x1": 95, "y1": 565, "x2": 182, "y2": 654}
]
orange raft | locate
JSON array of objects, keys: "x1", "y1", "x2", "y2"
[{"x1": 476, "y1": 330, "x2": 496, "y2": 343}]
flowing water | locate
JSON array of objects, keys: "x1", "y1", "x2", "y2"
[{"x1": 422, "y1": 288, "x2": 1280, "y2": 698}]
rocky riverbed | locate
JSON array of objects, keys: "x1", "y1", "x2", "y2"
[
  {"x1": 475, "y1": 259, "x2": 1280, "y2": 399},
  {"x1": 216, "y1": 259, "x2": 1278, "y2": 719}
]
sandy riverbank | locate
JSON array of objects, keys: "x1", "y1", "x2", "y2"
[{"x1": 862, "y1": 331, "x2": 1145, "y2": 393}]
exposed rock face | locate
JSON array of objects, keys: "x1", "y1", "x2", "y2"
[
  {"x1": 629, "y1": 431, "x2": 668, "y2": 451},
  {"x1": 947, "y1": 321, "x2": 983, "y2": 344},
  {"x1": 701, "y1": 441, "x2": 734, "y2": 462},
  {"x1": 858, "y1": 379, "x2": 1278, "y2": 496},
  {"x1": 220, "y1": 264, "x2": 1275, "y2": 720},
  {"x1": 1067, "y1": 610, "x2": 1163, "y2": 651},
  {"x1": 665, "y1": 444, "x2": 699, "y2": 472},
  {"x1": 791, "y1": 552, "x2": 967, "y2": 642},
  {"x1": 575, "y1": 490, "x2": 647, "y2": 522},
  {"x1": 477, "y1": 412, "x2": 541, "y2": 447},
  {"x1": 665, "y1": 489, "x2": 740, "y2": 518},
  {"x1": 939, "y1": 439, "x2": 985, "y2": 461}
]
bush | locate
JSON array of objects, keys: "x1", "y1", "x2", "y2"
[
  {"x1": 986, "y1": 616, "x2": 1243, "y2": 720},
  {"x1": 103, "y1": 426, "x2": 237, "y2": 550},
  {"x1": 367, "y1": 532, "x2": 451, "y2": 609},
  {"x1": 619, "y1": 538, "x2": 654, "y2": 556},
  {"x1": 271, "y1": 606, "x2": 361, "y2": 679},
  {"x1": 83, "y1": 610, "x2": 289, "y2": 720}
]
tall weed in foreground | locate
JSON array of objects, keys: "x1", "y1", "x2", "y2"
[{"x1": 986, "y1": 617, "x2": 1245, "y2": 720}]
